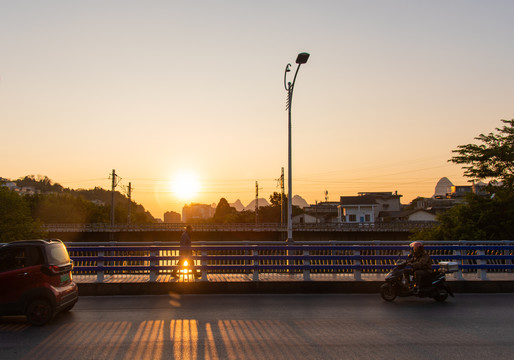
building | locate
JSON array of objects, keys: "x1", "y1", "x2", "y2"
[
  {"x1": 304, "y1": 201, "x2": 340, "y2": 223},
  {"x1": 164, "y1": 211, "x2": 181, "y2": 223},
  {"x1": 338, "y1": 195, "x2": 377, "y2": 223},
  {"x1": 18, "y1": 186, "x2": 38, "y2": 195},
  {"x1": 338, "y1": 192, "x2": 403, "y2": 223},
  {"x1": 292, "y1": 213, "x2": 320, "y2": 224},
  {"x1": 434, "y1": 177, "x2": 454, "y2": 198},
  {"x1": 182, "y1": 203, "x2": 215, "y2": 223},
  {"x1": 0, "y1": 178, "x2": 17, "y2": 191},
  {"x1": 379, "y1": 209, "x2": 437, "y2": 222},
  {"x1": 401, "y1": 209, "x2": 437, "y2": 222}
]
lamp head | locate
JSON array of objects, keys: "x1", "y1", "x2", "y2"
[{"x1": 295, "y1": 52, "x2": 310, "y2": 64}]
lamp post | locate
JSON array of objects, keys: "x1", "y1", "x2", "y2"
[{"x1": 284, "y1": 52, "x2": 310, "y2": 244}]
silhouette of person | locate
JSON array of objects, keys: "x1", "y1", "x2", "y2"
[{"x1": 173, "y1": 225, "x2": 201, "y2": 278}]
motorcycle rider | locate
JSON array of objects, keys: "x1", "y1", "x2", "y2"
[{"x1": 404, "y1": 241, "x2": 432, "y2": 294}]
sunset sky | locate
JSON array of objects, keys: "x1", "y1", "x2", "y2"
[{"x1": 1, "y1": 1, "x2": 513, "y2": 219}]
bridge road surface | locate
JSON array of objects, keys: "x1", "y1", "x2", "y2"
[{"x1": 1, "y1": 294, "x2": 513, "y2": 360}]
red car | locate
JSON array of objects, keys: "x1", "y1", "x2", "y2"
[{"x1": 0, "y1": 239, "x2": 78, "y2": 325}]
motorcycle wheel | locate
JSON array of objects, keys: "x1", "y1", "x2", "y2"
[
  {"x1": 380, "y1": 283, "x2": 397, "y2": 302},
  {"x1": 433, "y1": 288, "x2": 449, "y2": 302}
]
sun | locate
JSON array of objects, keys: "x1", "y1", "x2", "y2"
[{"x1": 170, "y1": 172, "x2": 200, "y2": 200}]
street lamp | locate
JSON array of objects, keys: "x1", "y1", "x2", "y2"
[{"x1": 284, "y1": 52, "x2": 310, "y2": 244}]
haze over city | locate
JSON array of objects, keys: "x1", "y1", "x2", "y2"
[{"x1": 1, "y1": 1, "x2": 513, "y2": 219}]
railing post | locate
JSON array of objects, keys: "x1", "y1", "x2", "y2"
[
  {"x1": 354, "y1": 248, "x2": 362, "y2": 281},
  {"x1": 303, "y1": 247, "x2": 311, "y2": 281},
  {"x1": 478, "y1": 249, "x2": 488, "y2": 280},
  {"x1": 200, "y1": 250, "x2": 207, "y2": 281},
  {"x1": 245, "y1": 248, "x2": 251, "y2": 274},
  {"x1": 97, "y1": 248, "x2": 104, "y2": 283},
  {"x1": 454, "y1": 247, "x2": 464, "y2": 280},
  {"x1": 461, "y1": 241, "x2": 468, "y2": 279},
  {"x1": 252, "y1": 248, "x2": 259, "y2": 281},
  {"x1": 149, "y1": 248, "x2": 157, "y2": 282}
]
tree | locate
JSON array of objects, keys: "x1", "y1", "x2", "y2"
[
  {"x1": 16, "y1": 175, "x2": 64, "y2": 193},
  {"x1": 29, "y1": 193, "x2": 93, "y2": 223},
  {"x1": 213, "y1": 198, "x2": 237, "y2": 223},
  {"x1": 0, "y1": 187, "x2": 46, "y2": 242},
  {"x1": 412, "y1": 119, "x2": 514, "y2": 240},
  {"x1": 269, "y1": 192, "x2": 284, "y2": 208},
  {"x1": 411, "y1": 191, "x2": 514, "y2": 240},
  {"x1": 450, "y1": 119, "x2": 514, "y2": 190}
]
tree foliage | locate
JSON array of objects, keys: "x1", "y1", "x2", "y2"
[
  {"x1": 450, "y1": 119, "x2": 514, "y2": 190},
  {"x1": 15, "y1": 175, "x2": 64, "y2": 193},
  {"x1": 413, "y1": 119, "x2": 514, "y2": 241},
  {"x1": 269, "y1": 192, "x2": 284, "y2": 208},
  {"x1": 213, "y1": 198, "x2": 237, "y2": 223},
  {"x1": 0, "y1": 187, "x2": 46, "y2": 242},
  {"x1": 1, "y1": 176, "x2": 155, "y2": 228},
  {"x1": 411, "y1": 191, "x2": 514, "y2": 240},
  {"x1": 26, "y1": 193, "x2": 108, "y2": 224}
]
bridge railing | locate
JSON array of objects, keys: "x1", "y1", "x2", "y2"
[
  {"x1": 44, "y1": 221, "x2": 437, "y2": 232},
  {"x1": 65, "y1": 241, "x2": 514, "y2": 282}
]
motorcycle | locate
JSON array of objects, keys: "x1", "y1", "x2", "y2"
[{"x1": 380, "y1": 256, "x2": 456, "y2": 302}]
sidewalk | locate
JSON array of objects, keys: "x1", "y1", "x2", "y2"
[
  {"x1": 74, "y1": 272, "x2": 514, "y2": 296},
  {"x1": 73, "y1": 272, "x2": 514, "y2": 283}
]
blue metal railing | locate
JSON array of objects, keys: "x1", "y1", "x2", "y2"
[{"x1": 66, "y1": 241, "x2": 514, "y2": 282}]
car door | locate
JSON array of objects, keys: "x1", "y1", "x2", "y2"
[{"x1": 0, "y1": 246, "x2": 42, "y2": 306}]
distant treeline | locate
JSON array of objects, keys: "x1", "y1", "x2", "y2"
[{"x1": 0, "y1": 175, "x2": 154, "y2": 242}]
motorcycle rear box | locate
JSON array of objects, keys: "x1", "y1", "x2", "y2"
[{"x1": 438, "y1": 261, "x2": 458, "y2": 273}]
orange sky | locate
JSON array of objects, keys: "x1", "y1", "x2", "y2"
[{"x1": 1, "y1": 1, "x2": 513, "y2": 219}]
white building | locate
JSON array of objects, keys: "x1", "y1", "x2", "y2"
[
  {"x1": 292, "y1": 213, "x2": 321, "y2": 224},
  {"x1": 338, "y1": 195, "x2": 378, "y2": 223},
  {"x1": 338, "y1": 192, "x2": 403, "y2": 223}
]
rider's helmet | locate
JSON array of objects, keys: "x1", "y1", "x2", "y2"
[{"x1": 409, "y1": 241, "x2": 424, "y2": 254}]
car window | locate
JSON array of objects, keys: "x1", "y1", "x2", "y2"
[
  {"x1": 25, "y1": 246, "x2": 45, "y2": 267},
  {"x1": 0, "y1": 247, "x2": 26, "y2": 272},
  {"x1": 45, "y1": 243, "x2": 70, "y2": 265}
]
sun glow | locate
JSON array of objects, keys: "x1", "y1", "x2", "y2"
[{"x1": 170, "y1": 172, "x2": 200, "y2": 201}]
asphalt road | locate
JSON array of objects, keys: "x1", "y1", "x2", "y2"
[{"x1": 1, "y1": 294, "x2": 513, "y2": 360}]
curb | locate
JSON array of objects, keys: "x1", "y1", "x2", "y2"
[{"x1": 77, "y1": 281, "x2": 514, "y2": 296}]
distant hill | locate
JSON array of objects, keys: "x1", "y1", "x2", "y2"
[
  {"x1": 228, "y1": 196, "x2": 309, "y2": 212},
  {"x1": 244, "y1": 198, "x2": 270, "y2": 211},
  {"x1": 4, "y1": 175, "x2": 155, "y2": 223},
  {"x1": 230, "y1": 199, "x2": 245, "y2": 212}
]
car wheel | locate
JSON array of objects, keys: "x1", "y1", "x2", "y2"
[{"x1": 26, "y1": 299, "x2": 54, "y2": 326}]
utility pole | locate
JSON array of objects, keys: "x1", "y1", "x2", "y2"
[
  {"x1": 255, "y1": 181, "x2": 262, "y2": 224},
  {"x1": 276, "y1": 168, "x2": 286, "y2": 240},
  {"x1": 111, "y1": 169, "x2": 116, "y2": 227},
  {"x1": 110, "y1": 169, "x2": 121, "y2": 227},
  {"x1": 127, "y1": 182, "x2": 132, "y2": 224},
  {"x1": 280, "y1": 167, "x2": 285, "y2": 227}
]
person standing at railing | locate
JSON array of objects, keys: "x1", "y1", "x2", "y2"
[{"x1": 172, "y1": 225, "x2": 201, "y2": 278}]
